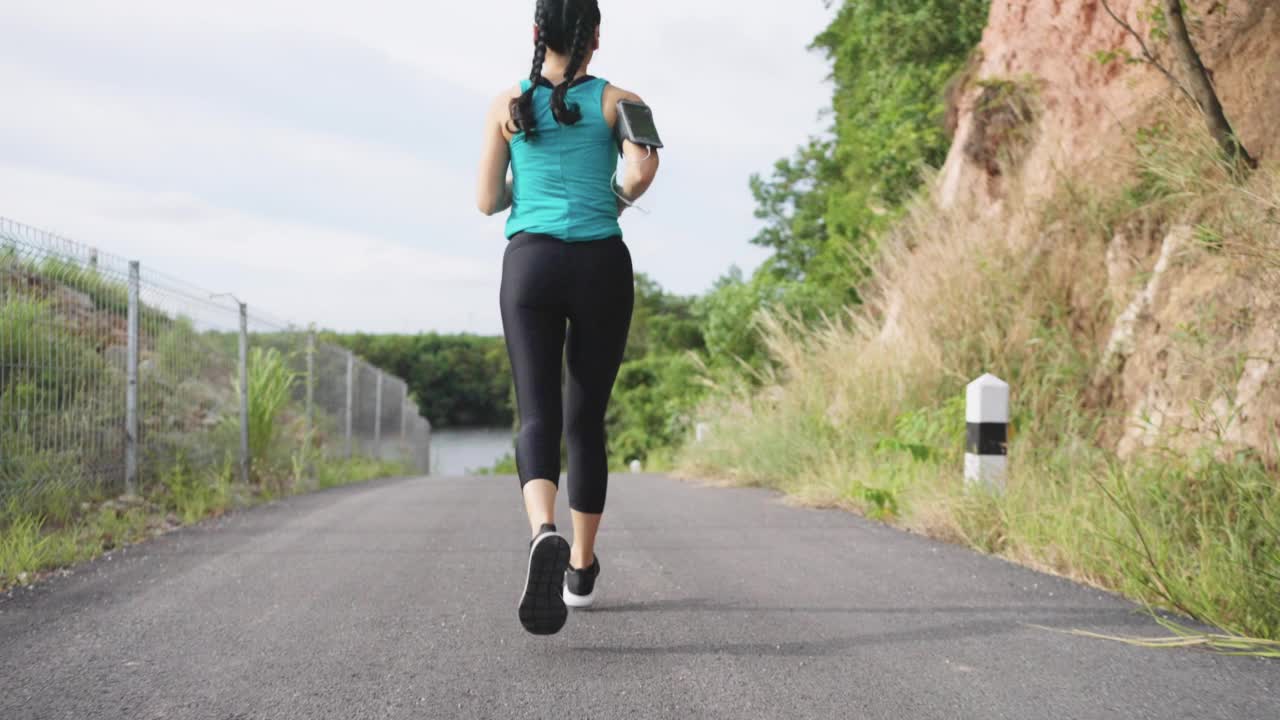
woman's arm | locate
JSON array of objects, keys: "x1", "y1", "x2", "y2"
[
  {"x1": 603, "y1": 85, "x2": 661, "y2": 211},
  {"x1": 616, "y1": 135, "x2": 660, "y2": 209},
  {"x1": 476, "y1": 91, "x2": 515, "y2": 216}
]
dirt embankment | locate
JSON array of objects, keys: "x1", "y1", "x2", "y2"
[{"x1": 936, "y1": 0, "x2": 1280, "y2": 461}]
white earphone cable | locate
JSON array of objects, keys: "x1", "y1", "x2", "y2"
[{"x1": 611, "y1": 145, "x2": 653, "y2": 215}]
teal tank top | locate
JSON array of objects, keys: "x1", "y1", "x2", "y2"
[{"x1": 505, "y1": 76, "x2": 622, "y2": 242}]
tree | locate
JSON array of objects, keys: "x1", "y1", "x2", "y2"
[
  {"x1": 623, "y1": 273, "x2": 705, "y2": 362},
  {"x1": 749, "y1": 0, "x2": 990, "y2": 294},
  {"x1": 1100, "y1": 0, "x2": 1256, "y2": 170},
  {"x1": 1159, "y1": 0, "x2": 1256, "y2": 168},
  {"x1": 325, "y1": 331, "x2": 513, "y2": 428},
  {"x1": 749, "y1": 138, "x2": 841, "y2": 283}
]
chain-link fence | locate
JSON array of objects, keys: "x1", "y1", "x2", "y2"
[{"x1": 0, "y1": 216, "x2": 431, "y2": 505}]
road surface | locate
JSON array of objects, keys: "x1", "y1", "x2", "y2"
[{"x1": 1, "y1": 474, "x2": 1276, "y2": 719}]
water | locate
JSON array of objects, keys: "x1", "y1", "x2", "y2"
[{"x1": 429, "y1": 427, "x2": 514, "y2": 476}]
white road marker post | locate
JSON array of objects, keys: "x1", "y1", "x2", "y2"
[
  {"x1": 964, "y1": 373, "x2": 1009, "y2": 492},
  {"x1": 695, "y1": 422, "x2": 709, "y2": 444}
]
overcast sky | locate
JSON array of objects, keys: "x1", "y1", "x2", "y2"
[{"x1": 1, "y1": 1, "x2": 835, "y2": 335}]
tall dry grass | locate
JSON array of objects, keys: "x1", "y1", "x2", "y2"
[{"x1": 678, "y1": 104, "x2": 1280, "y2": 641}]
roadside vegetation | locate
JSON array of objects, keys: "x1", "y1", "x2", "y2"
[
  {"x1": 328, "y1": 332, "x2": 513, "y2": 429},
  {"x1": 679, "y1": 112, "x2": 1280, "y2": 643},
  {"x1": 627, "y1": 0, "x2": 1279, "y2": 650},
  {"x1": 1, "y1": 453, "x2": 409, "y2": 590},
  {"x1": 0, "y1": 265, "x2": 414, "y2": 590}
]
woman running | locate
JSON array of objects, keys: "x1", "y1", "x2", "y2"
[{"x1": 474, "y1": 0, "x2": 661, "y2": 635}]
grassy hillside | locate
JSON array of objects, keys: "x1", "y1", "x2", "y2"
[
  {"x1": 678, "y1": 111, "x2": 1280, "y2": 642},
  {"x1": 605, "y1": 1, "x2": 1280, "y2": 646}
]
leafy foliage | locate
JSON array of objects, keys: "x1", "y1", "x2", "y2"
[
  {"x1": 750, "y1": 0, "x2": 989, "y2": 292},
  {"x1": 160, "y1": 456, "x2": 233, "y2": 524},
  {"x1": 605, "y1": 274, "x2": 708, "y2": 465},
  {"x1": 329, "y1": 332, "x2": 513, "y2": 428},
  {"x1": 696, "y1": 266, "x2": 845, "y2": 376},
  {"x1": 607, "y1": 353, "x2": 704, "y2": 465},
  {"x1": 228, "y1": 346, "x2": 299, "y2": 476},
  {"x1": 749, "y1": 138, "x2": 843, "y2": 284},
  {"x1": 624, "y1": 273, "x2": 706, "y2": 361}
]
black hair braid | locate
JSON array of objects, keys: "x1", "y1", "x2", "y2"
[
  {"x1": 508, "y1": 0, "x2": 549, "y2": 137},
  {"x1": 507, "y1": 0, "x2": 600, "y2": 136},
  {"x1": 549, "y1": 10, "x2": 593, "y2": 126}
]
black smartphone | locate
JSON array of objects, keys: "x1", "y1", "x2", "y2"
[{"x1": 616, "y1": 100, "x2": 664, "y2": 151}]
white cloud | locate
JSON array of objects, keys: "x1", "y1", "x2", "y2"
[
  {"x1": 0, "y1": 166, "x2": 500, "y2": 334},
  {"x1": 0, "y1": 0, "x2": 835, "y2": 333},
  {"x1": 0, "y1": 62, "x2": 463, "y2": 227}
]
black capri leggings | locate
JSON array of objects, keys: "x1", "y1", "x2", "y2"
[{"x1": 499, "y1": 232, "x2": 634, "y2": 514}]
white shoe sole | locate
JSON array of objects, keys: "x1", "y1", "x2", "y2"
[{"x1": 563, "y1": 587, "x2": 596, "y2": 609}]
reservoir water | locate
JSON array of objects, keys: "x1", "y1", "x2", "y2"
[{"x1": 429, "y1": 427, "x2": 514, "y2": 476}]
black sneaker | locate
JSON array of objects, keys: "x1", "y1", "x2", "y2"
[
  {"x1": 563, "y1": 555, "x2": 600, "y2": 609},
  {"x1": 518, "y1": 523, "x2": 571, "y2": 635}
]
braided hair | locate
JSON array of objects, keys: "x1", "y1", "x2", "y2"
[{"x1": 508, "y1": 0, "x2": 602, "y2": 139}]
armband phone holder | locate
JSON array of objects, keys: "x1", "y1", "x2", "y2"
[
  {"x1": 615, "y1": 100, "x2": 664, "y2": 153},
  {"x1": 612, "y1": 100, "x2": 661, "y2": 214}
]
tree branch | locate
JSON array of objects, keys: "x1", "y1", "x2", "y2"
[
  {"x1": 1159, "y1": 0, "x2": 1257, "y2": 169},
  {"x1": 1099, "y1": 0, "x2": 1198, "y2": 106}
]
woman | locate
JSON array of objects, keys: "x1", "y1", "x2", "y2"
[{"x1": 475, "y1": 0, "x2": 661, "y2": 636}]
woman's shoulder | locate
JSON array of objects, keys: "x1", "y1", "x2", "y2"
[
  {"x1": 490, "y1": 83, "x2": 524, "y2": 111},
  {"x1": 600, "y1": 82, "x2": 644, "y2": 127},
  {"x1": 601, "y1": 81, "x2": 643, "y2": 104},
  {"x1": 488, "y1": 84, "x2": 524, "y2": 140}
]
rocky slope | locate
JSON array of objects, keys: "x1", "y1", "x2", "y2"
[{"x1": 937, "y1": 0, "x2": 1279, "y2": 462}]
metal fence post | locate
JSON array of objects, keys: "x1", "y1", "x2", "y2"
[
  {"x1": 374, "y1": 371, "x2": 383, "y2": 456},
  {"x1": 238, "y1": 302, "x2": 250, "y2": 486},
  {"x1": 424, "y1": 418, "x2": 432, "y2": 476},
  {"x1": 304, "y1": 331, "x2": 315, "y2": 479},
  {"x1": 305, "y1": 332, "x2": 315, "y2": 436},
  {"x1": 125, "y1": 261, "x2": 139, "y2": 496},
  {"x1": 344, "y1": 350, "x2": 354, "y2": 458},
  {"x1": 400, "y1": 391, "x2": 408, "y2": 445}
]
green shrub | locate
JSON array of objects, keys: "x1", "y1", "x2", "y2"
[
  {"x1": 315, "y1": 456, "x2": 411, "y2": 489},
  {"x1": 161, "y1": 457, "x2": 233, "y2": 524},
  {"x1": 227, "y1": 347, "x2": 299, "y2": 479},
  {"x1": 695, "y1": 270, "x2": 844, "y2": 378},
  {"x1": 607, "y1": 353, "x2": 706, "y2": 465},
  {"x1": 474, "y1": 451, "x2": 518, "y2": 476},
  {"x1": 0, "y1": 508, "x2": 50, "y2": 585}
]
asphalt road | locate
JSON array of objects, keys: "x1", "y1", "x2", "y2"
[{"x1": 2, "y1": 474, "x2": 1277, "y2": 719}]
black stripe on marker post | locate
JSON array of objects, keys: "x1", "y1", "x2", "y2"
[{"x1": 965, "y1": 423, "x2": 1008, "y2": 456}]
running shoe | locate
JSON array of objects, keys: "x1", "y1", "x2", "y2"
[
  {"x1": 518, "y1": 523, "x2": 571, "y2": 635},
  {"x1": 563, "y1": 555, "x2": 600, "y2": 609}
]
